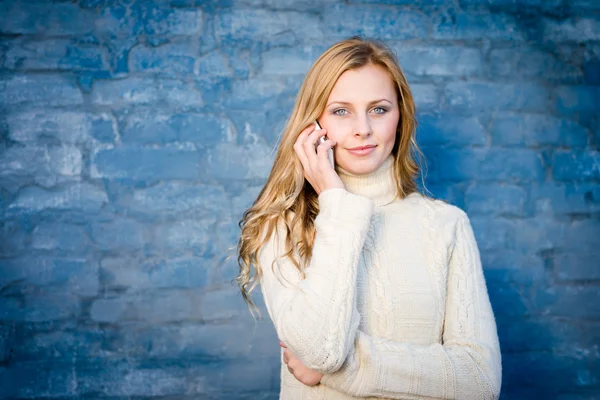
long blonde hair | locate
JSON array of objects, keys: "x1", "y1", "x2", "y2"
[{"x1": 236, "y1": 37, "x2": 422, "y2": 315}]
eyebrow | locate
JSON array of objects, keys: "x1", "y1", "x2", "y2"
[{"x1": 326, "y1": 99, "x2": 393, "y2": 108}]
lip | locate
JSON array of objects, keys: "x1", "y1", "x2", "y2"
[{"x1": 347, "y1": 144, "x2": 377, "y2": 156}]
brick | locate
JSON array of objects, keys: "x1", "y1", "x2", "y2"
[
  {"x1": 0, "y1": 145, "x2": 82, "y2": 189},
  {"x1": 458, "y1": 0, "x2": 545, "y2": 6},
  {"x1": 225, "y1": 77, "x2": 295, "y2": 110},
  {"x1": 424, "y1": 148, "x2": 544, "y2": 182},
  {"x1": 560, "y1": 219, "x2": 600, "y2": 254},
  {"x1": 89, "y1": 297, "x2": 128, "y2": 323},
  {"x1": 232, "y1": 185, "x2": 263, "y2": 218},
  {"x1": 215, "y1": 9, "x2": 322, "y2": 45},
  {"x1": 13, "y1": 328, "x2": 106, "y2": 362},
  {"x1": 322, "y1": 5, "x2": 429, "y2": 40},
  {"x1": 129, "y1": 42, "x2": 196, "y2": 75},
  {"x1": 503, "y1": 353, "x2": 595, "y2": 394},
  {"x1": 77, "y1": 363, "x2": 190, "y2": 397},
  {"x1": 539, "y1": 286, "x2": 600, "y2": 318},
  {"x1": 531, "y1": 182, "x2": 600, "y2": 215},
  {"x1": 154, "y1": 220, "x2": 214, "y2": 251},
  {"x1": 32, "y1": 222, "x2": 89, "y2": 253},
  {"x1": 444, "y1": 82, "x2": 549, "y2": 113},
  {"x1": 0, "y1": 293, "x2": 80, "y2": 322},
  {"x1": 91, "y1": 147, "x2": 201, "y2": 180},
  {"x1": 261, "y1": 46, "x2": 325, "y2": 76},
  {"x1": 145, "y1": 8, "x2": 204, "y2": 37},
  {"x1": 348, "y1": 0, "x2": 445, "y2": 3},
  {"x1": 469, "y1": 216, "x2": 515, "y2": 250},
  {"x1": 0, "y1": 219, "x2": 27, "y2": 257},
  {"x1": 482, "y1": 250, "x2": 545, "y2": 284},
  {"x1": 543, "y1": 17, "x2": 600, "y2": 42},
  {"x1": 555, "y1": 253, "x2": 600, "y2": 281},
  {"x1": 497, "y1": 317, "x2": 556, "y2": 353},
  {"x1": 0, "y1": 256, "x2": 98, "y2": 296},
  {"x1": 410, "y1": 84, "x2": 439, "y2": 111},
  {"x1": 7, "y1": 111, "x2": 115, "y2": 144},
  {"x1": 3, "y1": 39, "x2": 108, "y2": 71},
  {"x1": 113, "y1": 320, "x2": 277, "y2": 359},
  {"x1": 235, "y1": 0, "x2": 338, "y2": 9},
  {"x1": 0, "y1": 363, "x2": 73, "y2": 398},
  {"x1": 0, "y1": 75, "x2": 83, "y2": 107},
  {"x1": 91, "y1": 291, "x2": 204, "y2": 323},
  {"x1": 75, "y1": 358, "x2": 275, "y2": 397},
  {"x1": 393, "y1": 45, "x2": 483, "y2": 77},
  {"x1": 100, "y1": 256, "x2": 211, "y2": 291},
  {"x1": 486, "y1": 283, "x2": 529, "y2": 317},
  {"x1": 120, "y1": 112, "x2": 227, "y2": 146},
  {"x1": 94, "y1": 3, "x2": 203, "y2": 39},
  {"x1": 200, "y1": 288, "x2": 250, "y2": 321},
  {"x1": 552, "y1": 151, "x2": 600, "y2": 181},
  {"x1": 197, "y1": 49, "x2": 233, "y2": 77},
  {"x1": 510, "y1": 218, "x2": 565, "y2": 254},
  {"x1": 199, "y1": 143, "x2": 275, "y2": 181},
  {"x1": 91, "y1": 77, "x2": 204, "y2": 108},
  {"x1": 465, "y1": 183, "x2": 527, "y2": 216},
  {"x1": 491, "y1": 113, "x2": 588, "y2": 148},
  {"x1": 9, "y1": 183, "x2": 108, "y2": 212},
  {"x1": 555, "y1": 86, "x2": 600, "y2": 113},
  {"x1": 433, "y1": 11, "x2": 524, "y2": 40},
  {"x1": 488, "y1": 48, "x2": 582, "y2": 83},
  {"x1": 128, "y1": 182, "x2": 228, "y2": 216},
  {"x1": 91, "y1": 219, "x2": 146, "y2": 252},
  {"x1": 417, "y1": 113, "x2": 486, "y2": 146},
  {"x1": 0, "y1": 2, "x2": 95, "y2": 35}
]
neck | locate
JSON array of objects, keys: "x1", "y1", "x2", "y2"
[{"x1": 336, "y1": 156, "x2": 398, "y2": 207}]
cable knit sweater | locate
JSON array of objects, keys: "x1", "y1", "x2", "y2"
[{"x1": 258, "y1": 156, "x2": 502, "y2": 399}]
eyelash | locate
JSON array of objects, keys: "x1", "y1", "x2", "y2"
[{"x1": 332, "y1": 107, "x2": 388, "y2": 116}]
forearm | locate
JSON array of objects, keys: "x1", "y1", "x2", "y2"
[
  {"x1": 260, "y1": 188, "x2": 373, "y2": 373},
  {"x1": 322, "y1": 330, "x2": 501, "y2": 399}
]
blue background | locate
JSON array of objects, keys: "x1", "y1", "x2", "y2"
[{"x1": 0, "y1": 0, "x2": 599, "y2": 398}]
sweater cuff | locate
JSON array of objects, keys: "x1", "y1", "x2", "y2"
[{"x1": 318, "y1": 188, "x2": 374, "y2": 226}]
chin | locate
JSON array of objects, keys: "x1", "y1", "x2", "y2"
[{"x1": 338, "y1": 156, "x2": 382, "y2": 175}]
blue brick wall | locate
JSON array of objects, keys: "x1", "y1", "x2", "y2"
[{"x1": 0, "y1": 0, "x2": 598, "y2": 398}]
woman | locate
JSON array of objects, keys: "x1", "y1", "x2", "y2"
[{"x1": 237, "y1": 37, "x2": 502, "y2": 399}]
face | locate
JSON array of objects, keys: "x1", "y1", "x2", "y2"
[{"x1": 318, "y1": 63, "x2": 400, "y2": 176}]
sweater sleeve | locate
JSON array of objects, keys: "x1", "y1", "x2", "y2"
[
  {"x1": 258, "y1": 188, "x2": 374, "y2": 373},
  {"x1": 320, "y1": 212, "x2": 502, "y2": 399}
]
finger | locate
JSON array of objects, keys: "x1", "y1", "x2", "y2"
[
  {"x1": 287, "y1": 366, "x2": 294, "y2": 374},
  {"x1": 304, "y1": 128, "x2": 327, "y2": 152},
  {"x1": 316, "y1": 139, "x2": 336, "y2": 167},
  {"x1": 294, "y1": 124, "x2": 317, "y2": 153},
  {"x1": 304, "y1": 128, "x2": 327, "y2": 166},
  {"x1": 294, "y1": 137, "x2": 312, "y2": 176},
  {"x1": 279, "y1": 341, "x2": 287, "y2": 348}
]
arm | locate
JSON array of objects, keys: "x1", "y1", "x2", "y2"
[
  {"x1": 259, "y1": 188, "x2": 374, "y2": 373},
  {"x1": 321, "y1": 212, "x2": 502, "y2": 399}
]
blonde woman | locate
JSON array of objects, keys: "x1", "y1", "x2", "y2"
[{"x1": 237, "y1": 37, "x2": 502, "y2": 399}]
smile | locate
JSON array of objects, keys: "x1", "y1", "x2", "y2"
[{"x1": 347, "y1": 145, "x2": 377, "y2": 156}]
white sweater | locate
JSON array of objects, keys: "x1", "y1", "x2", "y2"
[{"x1": 259, "y1": 156, "x2": 502, "y2": 399}]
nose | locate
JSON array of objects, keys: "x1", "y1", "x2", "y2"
[{"x1": 354, "y1": 113, "x2": 372, "y2": 137}]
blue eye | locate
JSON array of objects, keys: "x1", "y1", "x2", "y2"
[
  {"x1": 373, "y1": 107, "x2": 387, "y2": 114},
  {"x1": 333, "y1": 109, "x2": 348, "y2": 116}
]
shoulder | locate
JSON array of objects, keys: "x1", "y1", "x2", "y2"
[
  {"x1": 401, "y1": 192, "x2": 467, "y2": 223},
  {"x1": 392, "y1": 192, "x2": 471, "y2": 244}
]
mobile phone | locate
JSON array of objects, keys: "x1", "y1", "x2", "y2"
[{"x1": 315, "y1": 121, "x2": 335, "y2": 167}]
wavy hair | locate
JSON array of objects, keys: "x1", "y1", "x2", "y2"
[{"x1": 236, "y1": 37, "x2": 422, "y2": 316}]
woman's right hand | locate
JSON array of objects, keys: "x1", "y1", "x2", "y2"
[{"x1": 293, "y1": 124, "x2": 345, "y2": 195}]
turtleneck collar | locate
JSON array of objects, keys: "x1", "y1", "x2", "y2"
[{"x1": 336, "y1": 155, "x2": 399, "y2": 207}]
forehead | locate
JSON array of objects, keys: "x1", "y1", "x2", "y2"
[{"x1": 328, "y1": 63, "x2": 396, "y2": 102}]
